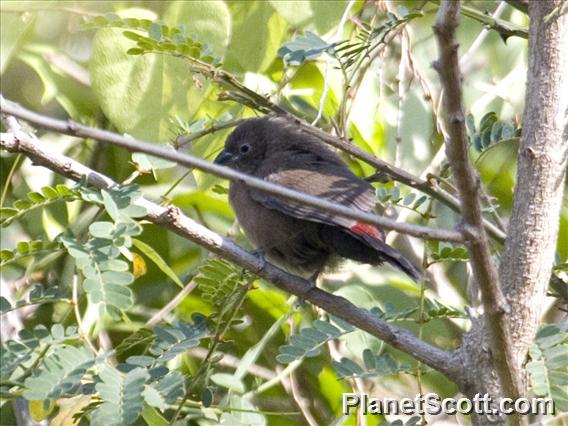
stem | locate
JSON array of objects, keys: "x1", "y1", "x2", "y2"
[{"x1": 0, "y1": 153, "x2": 22, "y2": 207}]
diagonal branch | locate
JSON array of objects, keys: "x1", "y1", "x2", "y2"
[
  {"x1": 0, "y1": 126, "x2": 464, "y2": 386},
  {"x1": 433, "y1": 0, "x2": 523, "y2": 405},
  {"x1": 0, "y1": 97, "x2": 464, "y2": 243},
  {"x1": 293, "y1": 119, "x2": 506, "y2": 242}
]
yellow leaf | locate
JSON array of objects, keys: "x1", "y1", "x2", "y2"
[
  {"x1": 132, "y1": 252, "x2": 147, "y2": 278},
  {"x1": 29, "y1": 399, "x2": 55, "y2": 421}
]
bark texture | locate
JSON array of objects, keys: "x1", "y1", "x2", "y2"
[
  {"x1": 437, "y1": 2, "x2": 567, "y2": 425},
  {"x1": 499, "y1": 0, "x2": 568, "y2": 379},
  {"x1": 460, "y1": 2, "x2": 567, "y2": 425}
]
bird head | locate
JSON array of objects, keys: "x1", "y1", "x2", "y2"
[{"x1": 214, "y1": 118, "x2": 269, "y2": 174}]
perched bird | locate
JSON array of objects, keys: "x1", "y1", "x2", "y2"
[{"x1": 214, "y1": 116, "x2": 421, "y2": 281}]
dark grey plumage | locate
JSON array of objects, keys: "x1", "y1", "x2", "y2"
[{"x1": 214, "y1": 116, "x2": 421, "y2": 281}]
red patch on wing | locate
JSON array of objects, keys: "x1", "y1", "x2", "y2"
[{"x1": 350, "y1": 222, "x2": 385, "y2": 241}]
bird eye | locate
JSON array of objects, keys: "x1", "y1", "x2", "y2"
[{"x1": 239, "y1": 144, "x2": 251, "y2": 154}]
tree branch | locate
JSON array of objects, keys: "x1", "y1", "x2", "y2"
[
  {"x1": 433, "y1": 0, "x2": 524, "y2": 407},
  {"x1": 0, "y1": 127, "x2": 464, "y2": 385},
  {"x1": 499, "y1": 0, "x2": 568, "y2": 391},
  {"x1": 174, "y1": 118, "x2": 247, "y2": 149},
  {"x1": 293, "y1": 119, "x2": 506, "y2": 243},
  {"x1": 0, "y1": 97, "x2": 464, "y2": 243}
]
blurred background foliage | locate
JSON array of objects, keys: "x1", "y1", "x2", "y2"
[{"x1": 0, "y1": 1, "x2": 566, "y2": 425}]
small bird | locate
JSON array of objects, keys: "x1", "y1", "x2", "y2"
[{"x1": 214, "y1": 116, "x2": 421, "y2": 281}]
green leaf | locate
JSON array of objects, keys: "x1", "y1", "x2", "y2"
[
  {"x1": 479, "y1": 111, "x2": 498, "y2": 132},
  {"x1": 195, "y1": 258, "x2": 245, "y2": 306},
  {"x1": 278, "y1": 318, "x2": 353, "y2": 364},
  {"x1": 0, "y1": 296, "x2": 12, "y2": 313},
  {"x1": 142, "y1": 385, "x2": 166, "y2": 410},
  {"x1": 278, "y1": 31, "x2": 334, "y2": 66},
  {"x1": 149, "y1": 319, "x2": 208, "y2": 362},
  {"x1": 312, "y1": 320, "x2": 341, "y2": 337},
  {"x1": 141, "y1": 404, "x2": 169, "y2": 426},
  {"x1": 501, "y1": 121, "x2": 515, "y2": 139},
  {"x1": 41, "y1": 186, "x2": 59, "y2": 199},
  {"x1": 89, "y1": 221, "x2": 115, "y2": 239},
  {"x1": 101, "y1": 190, "x2": 120, "y2": 222},
  {"x1": 164, "y1": 1, "x2": 230, "y2": 60},
  {"x1": 275, "y1": 354, "x2": 298, "y2": 364},
  {"x1": 391, "y1": 186, "x2": 400, "y2": 201},
  {"x1": 490, "y1": 121, "x2": 503, "y2": 143},
  {"x1": 1, "y1": 12, "x2": 34, "y2": 74},
  {"x1": 60, "y1": 234, "x2": 134, "y2": 314},
  {"x1": 528, "y1": 324, "x2": 568, "y2": 411},
  {"x1": 224, "y1": 1, "x2": 287, "y2": 73},
  {"x1": 301, "y1": 327, "x2": 328, "y2": 342},
  {"x1": 0, "y1": 207, "x2": 18, "y2": 218},
  {"x1": 290, "y1": 334, "x2": 318, "y2": 349},
  {"x1": 16, "y1": 241, "x2": 30, "y2": 254},
  {"x1": 201, "y1": 388, "x2": 213, "y2": 408},
  {"x1": 0, "y1": 249, "x2": 15, "y2": 261},
  {"x1": 151, "y1": 371, "x2": 184, "y2": 404},
  {"x1": 363, "y1": 349, "x2": 376, "y2": 370},
  {"x1": 132, "y1": 238, "x2": 183, "y2": 288},
  {"x1": 402, "y1": 193, "x2": 416, "y2": 205},
  {"x1": 148, "y1": 21, "x2": 162, "y2": 41},
  {"x1": 0, "y1": 185, "x2": 78, "y2": 226},
  {"x1": 413, "y1": 195, "x2": 427, "y2": 208},
  {"x1": 269, "y1": 0, "x2": 352, "y2": 34},
  {"x1": 126, "y1": 47, "x2": 145, "y2": 55},
  {"x1": 466, "y1": 113, "x2": 476, "y2": 136},
  {"x1": 235, "y1": 313, "x2": 289, "y2": 380},
  {"x1": 27, "y1": 191, "x2": 46, "y2": 203},
  {"x1": 132, "y1": 152, "x2": 177, "y2": 171},
  {"x1": 23, "y1": 345, "x2": 94, "y2": 400},
  {"x1": 13, "y1": 199, "x2": 31, "y2": 209},
  {"x1": 92, "y1": 366, "x2": 148, "y2": 426},
  {"x1": 90, "y1": 8, "x2": 216, "y2": 142},
  {"x1": 210, "y1": 373, "x2": 246, "y2": 393}
]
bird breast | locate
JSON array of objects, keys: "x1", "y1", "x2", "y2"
[{"x1": 228, "y1": 181, "x2": 330, "y2": 275}]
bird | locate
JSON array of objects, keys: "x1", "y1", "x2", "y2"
[{"x1": 214, "y1": 115, "x2": 421, "y2": 282}]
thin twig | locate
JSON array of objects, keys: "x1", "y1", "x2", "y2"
[
  {"x1": 284, "y1": 317, "x2": 318, "y2": 426},
  {"x1": 188, "y1": 347, "x2": 276, "y2": 381},
  {"x1": 145, "y1": 280, "x2": 198, "y2": 327},
  {"x1": 312, "y1": 0, "x2": 355, "y2": 126},
  {"x1": 72, "y1": 275, "x2": 98, "y2": 354},
  {"x1": 0, "y1": 98, "x2": 464, "y2": 243},
  {"x1": 175, "y1": 118, "x2": 246, "y2": 148},
  {"x1": 244, "y1": 361, "x2": 302, "y2": 398}
]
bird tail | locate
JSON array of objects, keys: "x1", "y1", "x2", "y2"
[{"x1": 349, "y1": 223, "x2": 422, "y2": 281}]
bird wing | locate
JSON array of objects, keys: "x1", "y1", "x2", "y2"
[{"x1": 249, "y1": 167, "x2": 377, "y2": 229}]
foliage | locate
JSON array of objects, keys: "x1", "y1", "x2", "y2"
[
  {"x1": 333, "y1": 350, "x2": 413, "y2": 379},
  {"x1": 466, "y1": 111, "x2": 521, "y2": 154},
  {"x1": 0, "y1": 184, "x2": 80, "y2": 227},
  {"x1": 527, "y1": 325, "x2": 568, "y2": 412},
  {"x1": 277, "y1": 318, "x2": 354, "y2": 363},
  {"x1": 0, "y1": 1, "x2": 565, "y2": 425}
]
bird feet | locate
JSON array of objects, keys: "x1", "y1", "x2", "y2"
[
  {"x1": 244, "y1": 248, "x2": 267, "y2": 277},
  {"x1": 295, "y1": 273, "x2": 318, "y2": 308}
]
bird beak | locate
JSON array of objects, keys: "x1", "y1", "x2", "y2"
[{"x1": 214, "y1": 150, "x2": 234, "y2": 166}]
